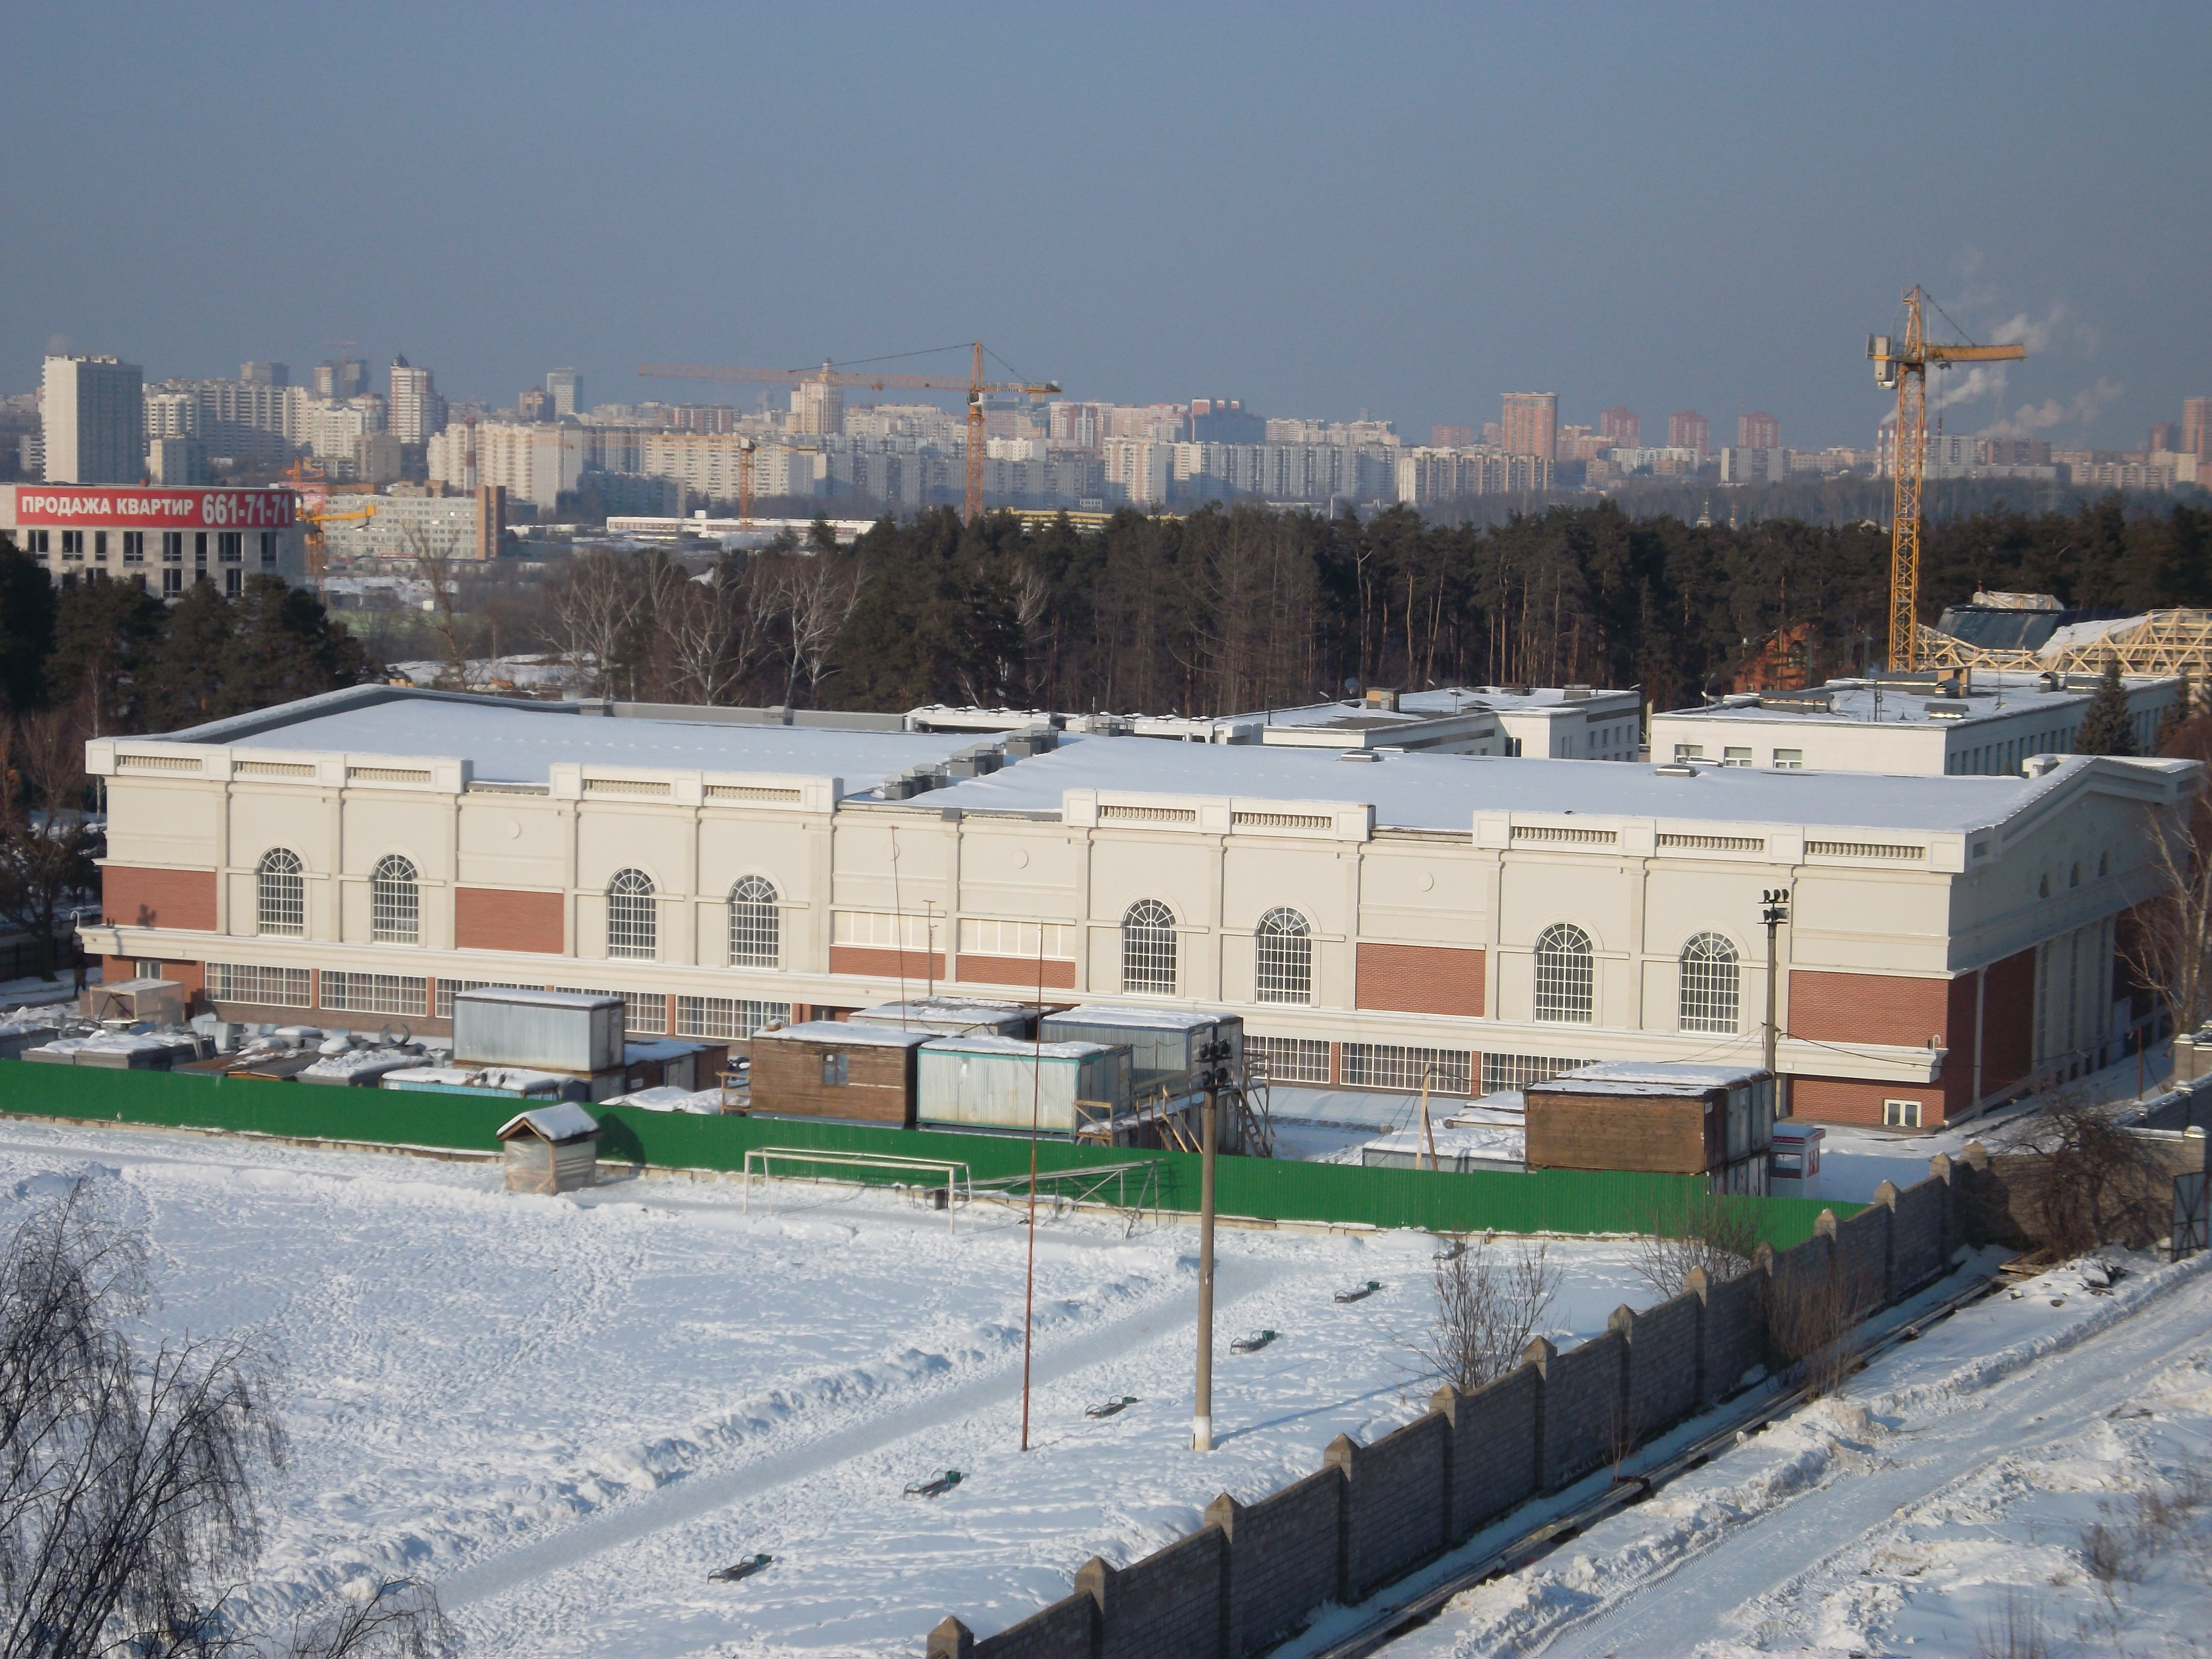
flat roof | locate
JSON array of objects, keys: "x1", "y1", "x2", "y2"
[
  {"x1": 145, "y1": 687, "x2": 2196, "y2": 839},
  {"x1": 1660, "y1": 674, "x2": 2175, "y2": 731}
]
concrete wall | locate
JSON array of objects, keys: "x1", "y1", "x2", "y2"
[{"x1": 932, "y1": 1163, "x2": 1977, "y2": 1659}]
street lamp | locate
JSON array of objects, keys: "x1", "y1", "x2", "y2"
[{"x1": 1192, "y1": 1036, "x2": 1233, "y2": 1452}]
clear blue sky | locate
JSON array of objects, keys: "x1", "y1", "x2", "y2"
[{"x1": 6, "y1": 2, "x2": 2205, "y2": 451}]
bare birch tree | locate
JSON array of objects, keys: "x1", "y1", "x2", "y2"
[
  {"x1": 549, "y1": 549, "x2": 646, "y2": 699},
  {"x1": 759, "y1": 547, "x2": 862, "y2": 709},
  {"x1": 1409, "y1": 1236, "x2": 1560, "y2": 1394},
  {"x1": 402, "y1": 527, "x2": 479, "y2": 692},
  {"x1": 0, "y1": 702, "x2": 102, "y2": 982},
  {"x1": 2120, "y1": 796, "x2": 2212, "y2": 1041},
  {"x1": 0, "y1": 1175, "x2": 457, "y2": 1659}
]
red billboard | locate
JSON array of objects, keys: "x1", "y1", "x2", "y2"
[{"x1": 7, "y1": 487, "x2": 297, "y2": 529}]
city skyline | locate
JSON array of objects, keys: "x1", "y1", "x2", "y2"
[{"x1": 5, "y1": 5, "x2": 2207, "y2": 455}]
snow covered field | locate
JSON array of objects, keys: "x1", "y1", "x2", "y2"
[
  {"x1": 1378, "y1": 1249, "x2": 2212, "y2": 1658},
  {"x1": 0, "y1": 1117, "x2": 1660, "y2": 1658}
]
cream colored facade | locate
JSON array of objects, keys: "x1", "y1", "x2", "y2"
[{"x1": 76, "y1": 690, "x2": 2201, "y2": 1125}]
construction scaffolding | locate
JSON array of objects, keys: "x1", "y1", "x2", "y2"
[{"x1": 1917, "y1": 608, "x2": 2212, "y2": 680}]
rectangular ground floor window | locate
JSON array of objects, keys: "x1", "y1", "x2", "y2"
[
  {"x1": 1246, "y1": 1035, "x2": 1330, "y2": 1086},
  {"x1": 1883, "y1": 1097, "x2": 1924, "y2": 1129},
  {"x1": 1341, "y1": 1042, "x2": 1472, "y2": 1096},
  {"x1": 206, "y1": 962, "x2": 312, "y2": 1009},
  {"x1": 1480, "y1": 1052, "x2": 1596, "y2": 1092},
  {"x1": 676, "y1": 995, "x2": 792, "y2": 1041},
  {"x1": 320, "y1": 971, "x2": 429, "y2": 1018}
]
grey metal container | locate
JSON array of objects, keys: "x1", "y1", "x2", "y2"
[
  {"x1": 1037, "y1": 1004, "x2": 1242, "y2": 1103},
  {"x1": 849, "y1": 997, "x2": 1033, "y2": 1038},
  {"x1": 453, "y1": 989, "x2": 625, "y2": 1073},
  {"x1": 916, "y1": 1035, "x2": 1132, "y2": 1133}
]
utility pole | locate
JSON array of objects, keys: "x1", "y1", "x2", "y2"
[
  {"x1": 1762, "y1": 887, "x2": 1791, "y2": 1093},
  {"x1": 1192, "y1": 1037, "x2": 1229, "y2": 1452}
]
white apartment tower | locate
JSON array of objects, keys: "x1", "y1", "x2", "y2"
[
  {"x1": 789, "y1": 371, "x2": 845, "y2": 436},
  {"x1": 43, "y1": 355, "x2": 144, "y2": 484},
  {"x1": 546, "y1": 369, "x2": 583, "y2": 419},
  {"x1": 387, "y1": 356, "x2": 444, "y2": 445}
]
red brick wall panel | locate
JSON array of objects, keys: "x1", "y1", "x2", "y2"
[
  {"x1": 1790, "y1": 1071, "x2": 1970, "y2": 1129},
  {"x1": 1788, "y1": 970, "x2": 1952, "y2": 1047},
  {"x1": 956, "y1": 954, "x2": 1077, "y2": 991},
  {"x1": 102, "y1": 866, "x2": 216, "y2": 932},
  {"x1": 1981, "y1": 949, "x2": 2036, "y2": 1092},
  {"x1": 454, "y1": 887, "x2": 565, "y2": 954},
  {"x1": 828, "y1": 945, "x2": 946, "y2": 983},
  {"x1": 1356, "y1": 943, "x2": 1485, "y2": 1016}
]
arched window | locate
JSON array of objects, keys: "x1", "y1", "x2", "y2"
[
  {"x1": 1121, "y1": 899, "x2": 1178, "y2": 995},
  {"x1": 370, "y1": 854, "x2": 420, "y2": 945},
  {"x1": 1678, "y1": 932, "x2": 1740, "y2": 1034},
  {"x1": 256, "y1": 848, "x2": 304, "y2": 937},
  {"x1": 728, "y1": 875, "x2": 779, "y2": 968},
  {"x1": 1254, "y1": 907, "x2": 1312, "y2": 1004},
  {"x1": 606, "y1": 868, "x2": 657, "y2": 960},
  {"x1": 1533, "y1": 923, "x2": 1594, "y2": 1024}
]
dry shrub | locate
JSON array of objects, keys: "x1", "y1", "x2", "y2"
[
  {"x1": 1764, "y1": 1257, "x2": 1880, "y2": 1398},
  {"x1": 1997, "y1": 1095, "x2": 2172, "y2": 1257},
  {"x1": 1973, "y1": 1589, "x2": 2052, "y2": 1659},
  {"x1": 1410, "y1": 1235, "x2": 1560, "y2": 1394},
  {"x1": 1634, "y1": 1187, "x2": 1763, "y2": 1300}
]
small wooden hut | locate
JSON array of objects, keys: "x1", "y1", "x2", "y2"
[
  {"x1": 497, "y1": 1102, "x2": 602, "y2": 1194},
  {"x1": 748, "y1": 1021, "x2": 931, "y2": 1126}
]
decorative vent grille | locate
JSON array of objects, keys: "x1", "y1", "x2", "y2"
[
  {"x1": 1806, "y1": 840, "x2": 1925, "y2": 861},
  {"x1": 705, "y1": 784, "x2": 804, "y2": 803},
  {"x1": 1247, "y1": 1035, "x2": 1330, "y2": 1086},
  {"x1": 1512, "y1": 824, "x2": 1618, "y2": 845},
  {"x1": 583, "y1": 776, "x2": 672, "y2": 797},
  {"x1": 117, "y1": 753, "x2": 202, "y2": 773},
  {"x1": 1232, "y1": 810, "x2": 1333, "y2": 831},
  {"x1": 466, "y1": 782, "x2": 549, "y2": 796},
  {"x1": 348, "y1": 766, "x2": 432, "y2": 785},
  {"x1": 1099, "y1": 804, "x2": 1198, "y2": 824},
  {"x1": 1657, "y1": 833, "x2": 1766, "y2": 852},
  {"x1": 237, "y1": 760, "x2": 316, "y2": 779}
]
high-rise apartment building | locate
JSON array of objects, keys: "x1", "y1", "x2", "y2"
[
  {"x1": 519, "y1": 388, "x2": 553, "y2": 423},
  {"x1": 1668, "y1": 410, "x2": 1711, "y2": 458},
  {"x1": 790, "y1": 374, "x2": 845, "y2": 436},
  {"x1": 1599, "y1": 407, "x2": 1640, "y2": 448},
  {"x1": 546, "y1": 369, "x2": 583, "y2": 419},
  {"x1": 1738, "y1": 411, "x2": 1780, "y2": 451},
  {"x1": 388, "y1": 356, "x2": 444, "y2": 445},
  {"x1": 143, "y1": 377, "x2": 304, "y2": 470},
  {"x1": 1500, "y1": 392, "x2": 1559, "y2": 462},
  {"x1": 241, "y1": 362, "x2": 289, "y2": 387},
  {"x1": 2185, "y1": 398, "x2": 2212, "y2": 461},
  {"x1": 314, "y1": 359, "x2": 368, "y2": 399},
  {"x1": 43, "y1": 355, "x2": 144, "y2": 484},
  {"x1": 1431, "y1": 423, "x2": 1474, "y2": 449},
  {"x1": 2150, "y1": 421, "x2": 2179, "y2": 455}
]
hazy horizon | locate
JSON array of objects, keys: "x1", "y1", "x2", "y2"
[{"x1": 6, "y1": 2, "x2": 2206, "y2": 452}]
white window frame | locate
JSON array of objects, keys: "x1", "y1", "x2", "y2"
[
  {"x1": 1883, "y1": 1098, "x2": 1923, "y2": 1129},
  {"x1": 1678, "y1": 932, "x2": 1741, "y2": 1035},
  {"x1": 727, "y1": 875, "x2": 780, "y2": 968},
  {"x1": 256, "y1": 848, "x2": 305, "y2": 937},
  {"x1": 1121, "y1": 899, "x2": 1178, "y2": 995},
  {"x1": 606, "y1": 868, "x2": 657, "y2": 960},
  {"x1": 1532, "y1": 923, "x2": 1594, "y2": 1024},
  {"x1": 1253, "y1": 906, "x2": 1313, "y2": 1005},
  {"x1": 369, "y1": 854, "x2": 420, "y2": 945}
]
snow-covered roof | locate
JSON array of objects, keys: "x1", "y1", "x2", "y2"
[
  {"x1": 454, "y1": 987, "x2": 620, "y2": 1012},
  {"x1": 851, "y1": 997, "x2": 1031, "y2": 1028},
  {"x1": 497, "y1": 1102, "x2": 601, "y2": 1143},
  {"x1": 138, "y1": 686, "x2": 2198, "y2": 838},
  {"x1": 1044, "y1": 1003, "x2": 1231, "y2": 1033},
  {"x1": 917, "y1": 1034, "x2": 1122, "y2": 1061},
  {"x1": 300, "y1": 1049, "x2": 420, "y2": 1079},
  {"x1": 753, "y1": 1020, "x2": 934, "y2": 1049},
  {"x1": 388, "y1": 1065, "x2": 572, "y2": 1093},
  {"x1": 1530, "y1": 1059, "x2": 1769, "y2": 1097},
  {"x1": 1362, "y1": 1122, "x2": 1526, "y2": 1162}
]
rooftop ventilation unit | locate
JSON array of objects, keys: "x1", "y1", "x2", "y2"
[{"x1": 1654, "y1": 762, "x2": 1698, "y2": 776}]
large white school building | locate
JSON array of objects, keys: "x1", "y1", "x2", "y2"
[{"x1": 76, "y1": 686, "x2": 2199, "y2": 1131}]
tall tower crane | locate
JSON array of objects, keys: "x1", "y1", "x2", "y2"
[
  {"x1": 640, "y1": 344, "x2": 1061, "y2": 521},
  {"x1": 1868, "y1": 286, "x2": 2025, "y2": 671}
]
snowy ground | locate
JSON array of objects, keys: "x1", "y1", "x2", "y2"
[
  {"x1": 1374, "y1": 1249, "x2": 2212, "y2": 1658},
  {"x1": 0, "y1": 1117, "x2": 1661, "y2": 1658}
]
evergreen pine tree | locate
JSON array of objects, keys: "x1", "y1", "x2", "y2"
[
  {"x1": 2073, "y1": 657, "x2": 2137, "y2": 757},
  {"x1": 0, "y1": 536, "x2": 58, "y2": 715},
  {"x1": 45, "y1": 577, "x2": 164, "y2": 733}
]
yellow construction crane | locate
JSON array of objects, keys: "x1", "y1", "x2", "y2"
[
  {"x1": 640, "y1": 344, "x2": 1061, "y2": 521},
  {"x1": 302, "y1": 502, "x2": 375, "y2": 593},
  {"x1": 1869, "y1": 287, "x2": 2025, "y2": 670}
]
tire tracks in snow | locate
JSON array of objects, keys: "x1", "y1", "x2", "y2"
[
  {"x1": 438, "y1": 1251, "x2": 1288, "y2": 1608},
  {"x1": 1525, "y1": 1263, "x2": 2212, "y2": 1658}
]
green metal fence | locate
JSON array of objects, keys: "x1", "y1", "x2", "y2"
[{"x1": 0, "y1": 1062, "x2": 1852, "y2": 1247}]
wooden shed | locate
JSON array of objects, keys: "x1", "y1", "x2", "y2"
[
  {"x1": 748, "y1": 1021, "x2": 932, "y2": 1126},
  {"x1": 497, "y1": 1102, "x2": 602, "y2": 1194},
  {"x1": 1524, "y1": 1061, "x2": 1775, "y2": 1189}
]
